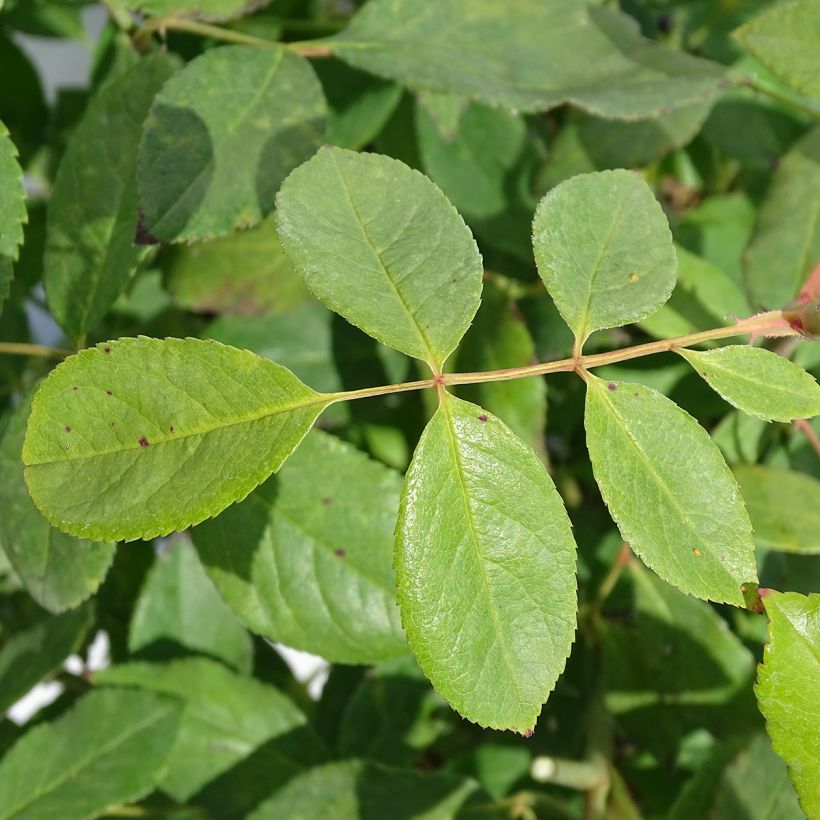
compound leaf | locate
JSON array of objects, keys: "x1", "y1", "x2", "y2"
[
  {"x1": 23, "y1": 337, "x2": 329, "y2": 542},
  {"x1": 396, "y1": 393, "x2": 577, "y2": 732},
  {"x1": 584, "y1": 375, "x2": 757, "y2": 606},
  {"x1": 45, "y1": 54, "x2": 178, "y2": 342},
  {"x1": 0, "y1": 688, "x2": 181, "y2": 820},
  {"x1": 735, "y1": 466, "x2": 820, "y2": 554},
  {"x1": 733, "y1": 0, "x2": 820, "y2": 100},
  {"x1": 678, "y1": 345, "x2": 820, "y2": 422},
  {"x1": 533, "y1": 170, "x2": 677, "y2": 347},
  {"x1": 97, "y1": 657, "x2": 326, "y2": 806},
  {"x1": 327, "y1": 0, "x2": 726, "y2": 118},
  {"x1": 192, "y1": 430, "x2": 407, "y2": 664},
  {"x1": 138, "y1": 45, "x2": 325, "y2": 243},
  {"x1": 756, "y1": 591, "x2": 820, "y2": 817},
  {"x1": 0, "y1": 389, "x2": 114, "y2": 613},
  {"x1": 275, "y1": 146, "x2": 483, "y2": 371}
]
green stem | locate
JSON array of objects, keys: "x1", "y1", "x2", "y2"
[
  {"x1": 531, "y1": 755, "x2": 608, "y2": 791},
  {"x1": 0, "y1": 343, "x2": 72, "y2": 359},
  {"x1": 741, "y1": 74, "x2": 820, "y2": 121},
  {"x1": 286, "y1": 39, "x2": 334, "y2": 57},
  {"x1": 134, "y1": 16, "x2": 276, "y2": 47}
]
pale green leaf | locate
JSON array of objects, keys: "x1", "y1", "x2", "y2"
[
  {"x1": 96, "y1": 657, "x2": 326, "y2": 807},
  {"x1": 756, "y1": 590, "x2": 820, "y2": 818},
  {"x1": 44, "y1": 54, "x2": 178, "y2": 342},
  {"x1": 533, "y1": 169, "x2": 677, "y2": 346},
  {"x1": 276, "y1": 146, "x2": 483, "y2": 370},
  {"x1": 678, "y1": 345, "x2": 820, "y2": 422},
  {"x1": 192, "y1": 430, "x2": 407, "y2": 664},
  {"x1": 734, "y1": 0, "x2": 820, "y2": 99},
  {"x1": 137, "y1": 45, "x2": 326, "y2": 243},
  {"x1": 0, "y1": 604, "x2": 92, "y2": 713},
  {"x1": 0, "y1": 389, "x2": 114, "y2": 613},
  {"x1": 454, "y1": 282, "x2": 547, "y2": 455},
  {"x1": 584, "y1": 375, "x2": 757, "y2": 605},
  {"x1": 396, "y1": 393, "x2": 577, "y2": 731},
  {"x1": 745, "y1": 125, "x2": 820, "y2": 310},
  {"x1": 0, "y1": 120, "x2": 25, "y2": 315},
  {"x1": 249, "y1": 760, "x2": 485, "y2": 820},
  {"x1": 327, "y1": 0, "x2": 726, "y2": 118},
  {"x1": 129, "y1": 540, "x2": 253, "y2": 673},
  {"x1": 735, "y1": 465, "x2": 820, "y2": 554},
  {"x1": 162, "y1": 215, "x2": 309, "y2": 316},
  {"x1": 0, "y1": 688, "x2": 181, "y2": 820},
  {"x1": 23, "y1": 337, "x2": 329, "y2": 542}
]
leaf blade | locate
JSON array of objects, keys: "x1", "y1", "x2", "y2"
[
  {"x1": 23, "y1": 337, "x2": 329, "y2": 542},
  {"x1": 396, "y1": 393, "x2": 577, "y2": 731}
]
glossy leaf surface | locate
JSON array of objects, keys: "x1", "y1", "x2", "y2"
[
  {"x1": 276, "y1": 146, "x2": 482, "y2": 370},
  {"x1": 23, "y1": 338, "x2": 328, "y2": 542},
  {"x1": 533, "y1": 170, "x2": 677, "y2": 346},
  {"x1": 193, "y1": 430, "x2": 407, "y2": 664},
  {"x1": 756, "y1": 591, "x2": 820, "y2": 817},
  {"x1": 679, "y1": 345, "x2": 820, "y2": 422},
  {"x1": 44, "y1": 54, "x2": 177, "y2": 341},
  {"x1": 584, "y1": 375, "x2": 757, "y2": 605},
  {"x1": 396, "y1": 393, "x2": 577, "y2": 731},
  {"x1": 138, "y1": 45, "x2": 325, "y2": 242}
]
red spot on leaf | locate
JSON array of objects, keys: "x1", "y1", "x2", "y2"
[
  {"x1": 522, "y1": 728, "x2": 534, "y2": 738},
  {"x1": 138, "y1": 437, "x2": 150, "y2": 447},
  {"x1": 478, "y1": 414, "x2": 488, "y2": 422},
  {"x1": 103, "y1": 346, "x2": 111, "y2": 354},
  {"x1": 758, "y1": 587, "x2": 772, "y2": 599},
  {"x1": 607, "y1": 383, "x2": 617, "y2": 392}
]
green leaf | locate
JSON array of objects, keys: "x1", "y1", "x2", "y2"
[
  {"x1": 44, "y1": 54, "x2": 178, "y2": 342},
  {"x1": 0, "y1": 688, "x2": 181, "y2": 820},
  {"x1": 96, "y1": 657, "x2": 326, "y2": 807},
  {"x1": 678, "y1": 345, "x2": 820, "y2": 422},
  {"x1": 734, "y1": 0, "x2": 820, "y2": 100},
  {"x1": 129, "y1": 540, "x2": 253, "y2": 673},
  {"x1": 756, "y1": 590, "x2": 820, "y2": 817},
  {"x1": 0, "y1": 604, "x2": 92, "y2": 713},
  {"x1": 735, "y1": 465, "x2": 820, "y2": 553},
  {"x1": 132, "y1": 0, "x2": 252, "y2": 17},
  {"x1": 192, "y1": 430, "x2": 407, "y2": 664},
  {"x1": 533, "y1": 170, "x2": 677, "y2": 347},
  {"x1": 249, "y1": 760, "x2": 485, "y2": 820},
  {"x1": 162, "y1": 216, "x2": 309, "y2": 316},
  {"x1": 454, "y1": 282, "x2": 547, "y2": 454},
  {"x1": 601, "y1": 562, "x2": 755, "y2": 754},
  {"x1": 137, "y1": 45, "x2": 326, "y2": 243},
  {"x1": 327, "y1": 0, "x2": 726, "y2": 118},
  {"x1": 276, "y1": 146, "x2": 483, "y2": 371},
  {"x1": 584, "y1": 374, "x2": 757, "y2": 605},
  {"x1": 23, "y1": 337, "x2": 329, "y2": 542},
  {"x1": 0, "y1": 120, "x2": 25, "y2": 315},
  {"x1": 745, "y1": 125, "x2": 820, "y2": 310},
  {"x1": 396, "y1": 392, "x2": 577, "y2": 731},
  {"x1": 0, "y1": 388, "x2": 114, "y2": 613}
]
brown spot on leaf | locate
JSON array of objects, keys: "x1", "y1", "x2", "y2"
[
  {"x1": 138, "y1": 437, "x2": 150, "y2": 447},
  {"x1": 72, "y1": 386, "x2": 78, "y2": 392},
  {"x1": 134, "y1": 211, "x2": 160, "y2": 246},
  {"x1": 169, "y1": 426, "x2": 175, "y2": 433},
  {"x1": 65, "y1": 426, "x2": 72, "y2": 433},
  {"x1": 103, "y1": 346, "x2": 111, "y2": 354},
  {"x1": 478, "y1": 414, "x2": 488, "y2": 422},
  {"x1": 607, "y1": 383, "x2": 617, "y2": 392},
  {"x1": 629, "y1": 272, "x2": 639, "y2": 282},
  {"x1": 106, "y1": 390, "x2": 112, "y2": 396},
  {"x1": 693, "y1": 548, "x2": 701, "y2": 557},
  {"x1": 322, "y1": 497, "x2": 333, "y2": 506},
  {"x1": 334, "y1": 548, "x2": 346, "y2": 558}
]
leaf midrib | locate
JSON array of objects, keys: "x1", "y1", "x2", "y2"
[{"x1": 24, "y1": 393, "x2": 328, "y2": 468}]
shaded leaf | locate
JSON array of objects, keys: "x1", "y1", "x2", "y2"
[
  {"x1": 745, "y1": 125, "x2": 820, "y2": 310},
  {"x1": 584, "y1": 374, "x2": 757, "y2": 605},
  {"x1": 396, "y1": 393, "x2": 577, "y2": 731},
  {"x1": 0, "y1": 389, "x2": 114, "y2": 613},
  {"x1": 23, "y1": 337, "x2": 329, "y2": 542},
  {"x1": 249, "y1": 760, "x2": 486, "y2": 820},
  {"x1": 756, "y1": 591, "x2": 820, "y2": 818},
  {"x1": 44, "y1": 54, "x2": 178, "y2": 342},
  {"x1": 276, "y1": 146, "x2": 483, "y2": 370},
  {"x1": 162, "y1": 216, "x2": 309, "y2": 316},
  {"x1": 734, "y1": 0, "x2": 820, "y2": 99},
  {"x1": 0, "y1": 604, "x2": 92, "y2": 713},
  {"x1": 193, "y1": 430, "x2": 407, "y2": 664},
  {"x1": 0, "y1": 688, "x2": 181, "y2": 820},
  {"x1": 533, "y1": 170, "x2": 677, "y2": 346},
  {"x1": 735, "y1": 465, "x2": 820, "y2": 553},
  {"x1": 132, "y1": 0, "x2": 253, "y2": 18},
  {"x1": 130, "y1": 540, "x2": 253, "y2": 673},
  {"x1": 138, "y1": 45, "x2": 326, "y2": 242},
  {"x1": 679, "y1": 345, "x2": 820, "y2": 422},
  {"x1": 327, "y1": 0, "x2": 727, "y2": 118},
  {"x1": 97, "y1": 657, "x2": 326, "y2": 808},
  {"x1": 0, "y1": 120, "x2": 25, "y2": 315}
]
